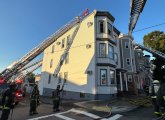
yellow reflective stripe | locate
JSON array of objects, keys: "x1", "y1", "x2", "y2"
[
  {"x1": 154, "y1": 112, "x2": 161, "y2": 115},
  {"x1": 151, "y1": 96, "x2": 157, "y2": 98},
  {"x1": 163, "y1": 96, "x2": 165, "y2": 100},
  {"x1": 3, "y1": 107, "x2": 10, "y2": 109}
]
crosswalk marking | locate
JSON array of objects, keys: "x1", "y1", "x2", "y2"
[
  {"x1": 54, "y1": 114, "x2": 75, "y2": 120},
  {"x1": 70, "y1": 108, "x2": 101, "y2": 119},
  {"x1": 27, "y1": 114, "x2": 57, "y2": 120},
  {"x1": 27, "y1": 108, "x2": 123, "y2": 120},
  {"x1": 106, "y1": 114, "x2": 123, "y2": 120}
]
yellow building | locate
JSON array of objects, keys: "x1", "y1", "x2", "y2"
[{"x1": 40, "y1": 10, "x2": 121, "y2": 100}]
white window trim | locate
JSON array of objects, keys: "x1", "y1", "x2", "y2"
[
  {"x1": 100, "y1": 69, "x2": 107, "y2": 86},
  {"x1": 110, "y1": 69, "x2": 115, "y2": 85}
]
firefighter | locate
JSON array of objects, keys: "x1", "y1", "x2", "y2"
[
  {"x1": 0, "y1": 83, "x2": 17, "y2": 120},
  {"x1": 156, "y1": 83, "x2": 165, "y2": 120},
  {"x1": 52, "y1": 85, "x2": 63, "y2": 112},
  {"x1": 29, "y1": 84, "x2": 40, "y2": 116},
  {"x1": 143, "y1": 84, "x2": 149, "y2": 96},
  {"x1": 149, "y1": 80, "x2": 161, "y2": 117},
  {"x1": 155, "y1": 67, "x2": 165, "y2": 120}
]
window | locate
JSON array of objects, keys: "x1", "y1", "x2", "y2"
[
  {"x1": 108, "y1": 44, "x2": 114, "y2": 59},
  {"x1": 67, "y1": 35, "x2": 70, "y2": 46},
  {"x1": 100, "y1": 69, "x2": 107, "y2": 85},
  {"x1": 125, "y1": 42, "x2": 129, "y2": 48},
  {"x1": 138, "y1": 53, "x2": 141, "y2": 58},
  {"x1": 114, "y1": 53, "x2": 118, "y2": 64},
  {"x1": 52, "y1": 45, "x2": 55, "y2": 53},
  {"x1": 80, "y1": 93, "x2": 85, "y2": 98},
  {"x1": 99, "y1": 43, "x2": 106, "y2": 57},
  {"x1": 65, "y1": 53, "x2": 69, "y2": 64},
  {"x1": 108, "y1": 22, "x2": 112, "y2": 35},
  {"x1": 58, "y1": 73, "x2": 62, "y2": 84},
  {"x1": 48, "y1": 74, "x2": 51, "y2": 84},
  {"x1": 99, "y1": 21, "x2": 105, "y2": 33},
  {"x1": 110, "y1": 70, "x2": 115, "y2": 84},
  {"x1": 126, "y1": 58, "x2": 130, "y2": 65},
  {"x1": 64, "y1": 72, "x2": 68, "y2": 84},
  {"x1": 61, "y1": 38, "x2": 65, "y2": 48},
  {"x1": 50, "y1": 59, "x2": 53, "y2": 68},
  {"x1": 128, "y1": 75, "x2": 132, "y2": 82}
]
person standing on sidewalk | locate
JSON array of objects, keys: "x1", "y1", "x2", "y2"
[
  {"x1": 29, "y1": 84, "x2": 40, "y2": 116},
  {"x1": 149, "y1": 80, "x2": 161, "y2": 117},
  {"x1": 0, "y1": 83, "x2": 17, "y2": 120},
  {"x1": 52, "y1": 85, "x2": 63, "y2": 112}
]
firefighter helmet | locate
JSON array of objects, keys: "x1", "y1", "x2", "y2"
[{"x1": 152, "y1": 80, "x2": 160, "y2": 84}]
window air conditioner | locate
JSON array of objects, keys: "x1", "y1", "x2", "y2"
[
  {"x1": 86, "y1": 44, "x2": 91, "y2": 49},
  {"x1": 87, "y1": 70, "x2": 92, "y2": 75},
  {"x1": 56, "y1": 42, "x2": 61, "y2": 45}
]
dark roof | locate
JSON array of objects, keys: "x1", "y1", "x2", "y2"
[
  {"x1": 96, "y1": 11, "x2": 115, "y2": 22},
  {"x1": 113, "y1": 26, "x2": 120, "y2": 35}
]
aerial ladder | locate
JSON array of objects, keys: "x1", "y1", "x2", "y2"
[
  {"x1": 54, "y1": 9, "x2": 90, "y2": 86},
  {"x1": 15, "y1": 60, "x2": 42, "y2": 81},
  {"x1": 54, "y1": 22, "x2": 80, "y2": 78},
  {"x1": 134, "y1": 43, "x2": 165, "y2": 61},
  {"x1": 0, "y1": 9, "x2": 90, "y2": 82}
]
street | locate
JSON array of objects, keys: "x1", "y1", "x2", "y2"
[{"x1": 0, "y1": 100, "x2": 156, "y2": 120}]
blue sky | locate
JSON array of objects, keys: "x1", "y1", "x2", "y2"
[{"x1": 0, "y1": 0, "x2": 165, "y2": 73}]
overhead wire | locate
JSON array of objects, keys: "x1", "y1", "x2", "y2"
[{"x1": 133, "y1": 22, "x2": 165, "y2": 33}]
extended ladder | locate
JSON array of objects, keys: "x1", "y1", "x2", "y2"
[
  {"x1": 134, "y1": 43, "x2": 165, "y2": 61},
  {"x1": 54, "y1": 23, "x2": 80, "y2": 77},
  {"x1": 0, "y1": 10, "x2": 90, "y2": 82},
  {"x1": 15, "y1": 60, "x2": 42, "y2": 81}
]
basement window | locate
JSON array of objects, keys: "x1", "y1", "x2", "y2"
[{"x1": 80, "y1": 93, "x2": 85, "y2": 98}]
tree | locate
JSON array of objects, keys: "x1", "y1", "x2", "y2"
[
  {"x1": 26, "y1": 73, "x2": 35, "y2": 84},
  {"x1": 143, "y1": 31, "x2": 165, "y2": 82}
]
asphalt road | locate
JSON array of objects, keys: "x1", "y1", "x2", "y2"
[
  {"x1": 119, "y1": 107, "x2": 156, "y2": 120},
  {"x1": 0, "y1": 100, "x2": 157, "y2": 120}
]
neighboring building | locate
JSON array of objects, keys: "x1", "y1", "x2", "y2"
[
  {"x1": 117, "y1": 34, "x2": 137, "y2": 94},
  {"x1": 40, "y1": 10, "x2": 120, "y2": 100},
  {"x1": 35, "y1": 74, "x2": 41, "y2": 83},
  {"x1": 134, "y1": 49, "x2": 151, "y2": 89}
]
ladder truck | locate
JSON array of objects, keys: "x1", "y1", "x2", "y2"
[
  {"x1": 0, "y1": 60, "x2": 43, "y2": 103},
  {"x1": 0, "y1": 9, "x2": 90, "y2": 83}
]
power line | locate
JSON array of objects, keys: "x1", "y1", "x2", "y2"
[{"x1": 133, "y1": 22, "x2": 165, "y2": 33}]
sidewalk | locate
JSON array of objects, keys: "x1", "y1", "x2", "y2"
[{"x1": 40, "y1": 94, "x2": 150, "y2": 114}]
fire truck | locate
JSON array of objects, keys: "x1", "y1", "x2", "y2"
[{"x1": 0, "y1": 60, "x2": 42, "y2": 103}]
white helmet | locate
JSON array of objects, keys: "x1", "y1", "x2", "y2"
[{"x1": 152, "y1": 80, "x2": 160, "y2": 84}]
